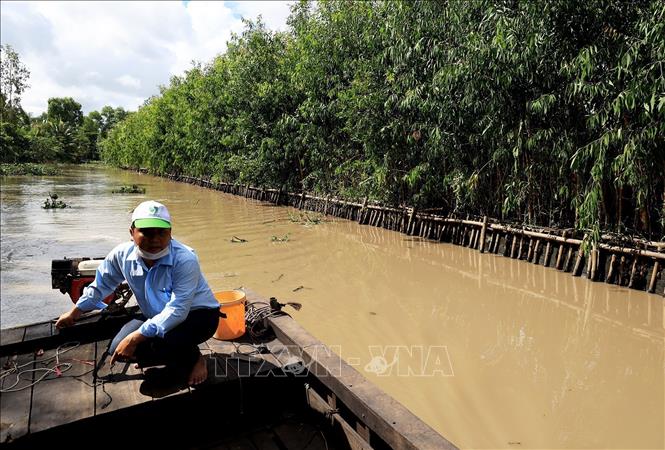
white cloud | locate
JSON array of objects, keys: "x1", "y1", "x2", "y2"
[
  {"x1": 0, "y1": 1, "x2": 293, "y2": 115},
  {"x1": 116, "y1": 75, "x2": 142, "y2": 89}
]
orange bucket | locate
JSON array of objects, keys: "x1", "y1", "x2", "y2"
[{"x1": 213, "y1": 290, "x2": 246, "y2": 340}]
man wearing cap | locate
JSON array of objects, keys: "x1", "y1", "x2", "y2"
[{"x1": 55, "y1": 200, "x2": 220, "y2": 386}]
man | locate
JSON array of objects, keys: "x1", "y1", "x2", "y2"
[{"x1": 55, "y1": 200, "x2": 220, "y2": 386}]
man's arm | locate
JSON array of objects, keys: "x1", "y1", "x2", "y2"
[{"x1": 56, "y1": 251, "x2": 126, "y2": 329}]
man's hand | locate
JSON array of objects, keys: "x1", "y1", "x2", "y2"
[
  {"x1": 55, "y1": 307, "x2": 82, "y2": 329},
  {"x1": 110, "y1": 330, "x2": 147, "y2": 365}
]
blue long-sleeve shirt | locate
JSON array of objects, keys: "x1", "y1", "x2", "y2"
[{"x1": 75, "y1": 239, "x2": 219, "y2": 338}]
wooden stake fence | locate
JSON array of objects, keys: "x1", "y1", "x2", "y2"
[{"x1": 159, "y1": 172, "x2": 664, "y2": 296}]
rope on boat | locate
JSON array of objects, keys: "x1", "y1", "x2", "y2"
[
  {"x1": 0, "y1": 341, "x2": 113, "y2": 407},
  {"x1": 245, "y1": 298, "x2": 301, "y2": 339},
  {"x1": 0, "y1": 342, "x2": 85, "y2": 392}
]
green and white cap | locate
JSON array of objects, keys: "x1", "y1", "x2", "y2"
[{"x1": 131, "y1": 200, "x2": 171, "y2": 229}]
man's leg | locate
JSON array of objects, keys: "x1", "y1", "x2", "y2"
[
  {"x1": 135, "y1": 308, "x2": 219, "y2": 382},
  {"x1": 108, "y1": 317, "x2": 145, "y2": 355}
]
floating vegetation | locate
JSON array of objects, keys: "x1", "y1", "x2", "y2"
[
  {"x1": 230, "y1": 236, "x2": 248, "y2": 243},
  {"x1": 42, "y1": 193, "x2": 67, "y2": 209},
  {"x1": 288, "y1": 211, "x2": 324, "y2": 226},
  {"x1": 1, "y1": 163, "x2": 59, "y2": 176},
  {"x1": 112, "y1": 184, "x2": 145, "y2": 194},
  {"x1": 271, "y1": 234, "x2": 290, "y2": 242}
]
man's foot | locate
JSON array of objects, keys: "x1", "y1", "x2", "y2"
[
  {"x1": 188, "y1": 355, "x2": 208, "y2": 385},
  {"x1": 140, "y1": 367, "x2": 187, "y2": 398}
]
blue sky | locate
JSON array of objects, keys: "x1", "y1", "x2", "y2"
[{"x1": 0, "y1": 1, "x2": 293, "y2": 115}]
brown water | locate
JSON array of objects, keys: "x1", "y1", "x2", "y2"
[{"x1": 1, "y1": 166, "x2": 663, "y2": 449}]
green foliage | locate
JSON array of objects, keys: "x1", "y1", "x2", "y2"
[
  {"x1": 1, "y1": 44, "x2": 30, "y2": 112},
  {"x1": 47, "y1": 97, "x2": 83, "y2": 128},
  {"x1": 100, "y1": 0, "x2": 665, "y2": 239},
  {"x1": 1, "y1": 44, "x2": 127, "y2": 164},
  {"x1": 111, "y1": 184, "x2": 146, "y2": 194},
  {"x1": 0, "y1": 163, "x2": 59, "y2": 176}
]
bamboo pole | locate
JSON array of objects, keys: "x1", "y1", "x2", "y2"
[
  {"x1": 406, "y1": 208, "x2": 417, "y2": 235},
  {"x1": 488, "y1": 231, "x2": 496, "y2": 254},
  {"x1": 531, "y1": 239, "x2": 541, "y2": 264},
  {"x1": 510, "y1": 233, "x2": 518, "y2": 258},
  {"x1": 628, "y1": 257, "x2": 639, "y2": 289},
  {"x1": 493, "y1": 232, "x2": 502, "y2": 253},
  {"x1": 478, "y1": 216, "x2": 488, "y2": 252},
  {"x1": 563, "y1": 246, "x2": 573, "y2": 272},
  {"x1": 589, "y1": 245, "x2": 599, "y2": 281},
  {"x1": 359, "y1": 197, "x2": 368, "y2": 224},
  {"x1": 555, "y1": 231, "x2": 569, "y2": 270},
  {"x1": 572, "y1": 237, "x2": 587, "y2": 276},
  {"x1": 543, "y1": 241, "x2": 552, "y2": 267},
  {"x1": 517, "y1": 235, "x2": 525, "y2": 259},
  {"x1": 526, "y1": 237, "x2": 533, "y2": 261}
]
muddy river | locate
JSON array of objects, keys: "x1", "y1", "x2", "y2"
[{"x1": 1, "y1": 165, "x2": 662, "y2": 449}]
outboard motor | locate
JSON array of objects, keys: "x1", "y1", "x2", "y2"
[{"x1": 51, "y1": 258, "x2": 132, "y2": 309}]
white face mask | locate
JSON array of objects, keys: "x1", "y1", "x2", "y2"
[{"x1": 135, "y1": 245, "x2": 170, "y2": 261}]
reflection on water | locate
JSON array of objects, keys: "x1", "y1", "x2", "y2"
[{"x1": 1, "y1": 165, "x2": 662, "y2": 449}]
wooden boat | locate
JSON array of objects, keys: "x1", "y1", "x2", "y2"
[{"x1": 0, "y1": 291, "x2": 457, "y2": 449}]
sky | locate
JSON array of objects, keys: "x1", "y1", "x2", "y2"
[{"x1": 0, "y1": 1, "x2": 293, "y2": 115}]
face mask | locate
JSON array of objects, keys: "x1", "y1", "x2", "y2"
[{"x1": 135, "y1": 245, "x2": 170, "y2": 261}]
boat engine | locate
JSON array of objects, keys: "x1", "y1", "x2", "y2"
[{"x1": 51, "y1": 258, "x2": 133, "y2": 312}]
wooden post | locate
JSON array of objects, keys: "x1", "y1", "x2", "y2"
[
  {"x1": 359, "y1": 197, "x2": 368, "y2": 224},
  {"x1": 588, "y1": 245, "x2": 599, "y2": 281},
  {"x1": 275, "y1": 187, "x2": 282, "y2": 206},
  {"x1": 531, "y1": 239, "x2": 541, "y2": 264},
  {"x1": 564, "y1": 246, "x2": 574, "y2": 272},
  {"x1": 488, "y1": 231, "x2": 495, "y2": 253},
  {"x1": 617, "y1": 255, "x2": 626, "y2": 285},
  {"x1": 572, "y1": 237, "x2": 587, "y2": 276},
  {"x1": 503, "y1": 234, "x2": 512, "y2": 256},
  {"x1": 543, "y1": 242, "x2": 552, "y2": 267},
  {"x1": 299, "y1": 191, "x2": 306, "y2": 210},
  {"x1": 527, "y1": 238, "x2": 535, "y2": 262},
  {"x1": 648, "y1": 260, "x2": 659, "y2": 293},
  {"x1": 406, "y1": 208, "x2": 417, "y2": 236},
  {"x1": 628, "y1": 257, "x2": 639, "y2": 289},
  {"x1": 555, "y1": 230, "x2": 568, "y2": 270},
  {"x1": 510, "y1": 233, "x2": 518, "y2": 258},
  {"x1": 605, "y1": 254, "x2": 617, "y2": 283},
  {"x1": 493, "y1": 233, "x2": 502, "y2": 253},
  {"x1": 478, "y1": 216, "x2": 488, "y2": 253}
]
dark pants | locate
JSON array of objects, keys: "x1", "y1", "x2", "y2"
[{"x1": 108, "y1": 308, "x2": 219, "y2": 374}]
